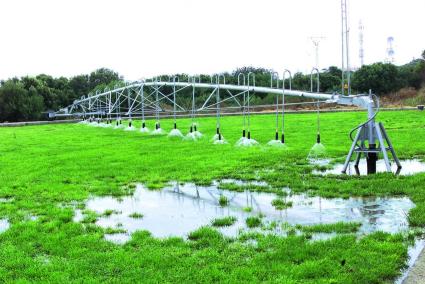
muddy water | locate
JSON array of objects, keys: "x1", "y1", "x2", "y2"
[
  {"x1": 73, "y1": 181, "x2": 414, "y2": 244},
  {"x1": 313, "y1": 159, "x2": 425, "y2": 176}
]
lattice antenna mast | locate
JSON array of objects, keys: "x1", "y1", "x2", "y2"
[
  {"x1": 341, "y1": 0, "x2": 351, "y2": 95},
  {"x1": 359, "y1": 20, "x2": 364, "y2": 67},
  {"x1": 386, "y1": 36, "x2": 395, "y2": 63},
  {"x1": 309, "y1": 36, "x2": 326, "y2": 69}
]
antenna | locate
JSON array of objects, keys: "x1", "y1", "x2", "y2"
[
  {"x1": 341, "y1": 0, "x2": 351, "y2": 95},
  {"x1": 386, "y1": 36, "x2": 395, "y2": 63},
  {"x1": 309, "y1": 36, "x2": 326, "y2": 69},
  {"x1": 358, "y1": 20, "x2": 364, "y2": 67}
]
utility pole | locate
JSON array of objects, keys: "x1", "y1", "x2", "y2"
[
  {"x1": 341, "y1": 0, "x2": 351, "y2": 95},
  {"x1": 359, "y1": 20, "x2": 364, "y2": 67}
]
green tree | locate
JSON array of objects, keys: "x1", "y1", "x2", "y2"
[
  {"x1": 0, "y1": 81, "x2": 44, "y2": 121},
  {"x1": 352, "y1": 63, "x2": 402, "y2": 95},
  {"x1": 89, "y1": 68, "x2": 122, "y2": 90}
]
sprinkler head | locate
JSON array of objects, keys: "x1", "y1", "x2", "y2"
[
  {"x1": 218, "y1": 133, "x2": 222, "y2": 140},
  {"x1": 116, "y1": 120, "x2": 119, "y2": 126},
  {"x1": 216, "y1": 128, "x2": 219, "y2": 135},
  {"x1": 194, "y1": 125, "x2": 197, "y2": 131},
  {"x1": 316, "y1": 133, "x2": 321, "y2": 144},
  {"x1": 247, "y1": 131, "x2": 251, "y2": 139},
  {"x1": 190, "y1": 126, "x2": 193, "y2": 133},
  {"x1": 174, "y1": 123, "x2": 177, "y2": 129},
  {"x1": 281, "y1": 133, "x2": 285, "y2": 144},
  {"x1": 129, "y1": 121, "x2": 132, "y2": 127},
  {"x1": 275, "y1": 131, "x2": 279, "y2": 140},
  {"x1": 242, "y1": 129, "x2": 246, "y2": 138},
  {"x1": 142, "y1": 122, "x2": 145, "y2": 128}
]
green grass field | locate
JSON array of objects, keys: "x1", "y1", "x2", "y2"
[{"x1": 1, "y1": 110, "x2": 425, "y2": 283}]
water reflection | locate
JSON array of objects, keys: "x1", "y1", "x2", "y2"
[
  {"x1": 73, "y1": 181, "x2": 414, "y2": 244},
  {"x1": 313, "y1": 159, "x2": 425, "y2": 176}
]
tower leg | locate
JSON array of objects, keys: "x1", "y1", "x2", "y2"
[
  {"x1": 379, "y1": 122, "x2": 402, "y2": 169},
  {"x1": 342, "y1": 126, "x2": 363, "y2": 174},
  {"x1": 375, "y1": 124, "x2": 391, "y2": 172},
  {"x1": 354, "y1": 152, "x2": 362, "y2": 167}
]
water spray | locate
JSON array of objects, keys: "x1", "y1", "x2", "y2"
[
  {"x1": 185, "y1": 75, "x2": 202, "y2": 140},
  {"x1": 151, "y1": 77, "x2": 164, "y2": 135},
  {"x1": 308, "y1": 68, "x2": 326, "y2": 159},
  {"x1": 267, "y1": 71, "x2": 284, "y2": 146},
  {"x1": 212, "y1": 74, "x2": 227, "y2": 144},
  {"x1": 282, "y1": 69, "x2": 292, "y2": 144},
  {"x1": 139, "y1": 82, "x2": 150, "y2": 133},
  {"x1": 237, "y1": 72, "x2": 258, "y2": 146},
  {"x1": 168, "y1": 76, "x2": 184, "y2": 138}
]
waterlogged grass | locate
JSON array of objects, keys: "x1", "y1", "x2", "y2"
[
  {"x1": 0, "y1": 111, "x2": 424, "y2": 282},
  {"x1": 246, "y1": 216, "x2": 262, "y2": 228},
  {"x1": 211, "y1": 216, "x2": 237, "y2": 227},
  {"x1": 102, "y1": 209, "x2": 121, "y2": 217},
  {"x1": 128, "y1": 212, "x2": 144, "y2": 219},
  {"x1": 218, "y1": 195, "x2": 229, "y2": 206},
  {"x1": 271, "y1": 198, "x2": 293, "y2": 210},
  {"x1": 296, "y1": 222, "x2": 362, "y2": 234}
]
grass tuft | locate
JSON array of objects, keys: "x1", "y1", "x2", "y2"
[
  {"x1": 211, "y1": 216, "x2": 237, "y2": 227},
  {"x1": 219, "y1": 195, "x2": 229, "y2": 206},
  {"x1": 296, "y1": 222, "x2": 361, "y2": 234},
  {"x1": 128, "y1": 212, "x2": 144, "y2": 219},
  {"x1": 271, "y1": 198, "x2": 293, "y2": 210},
  {"x1": 246, "y1": 216, "x2": 262, "y2": 228}
]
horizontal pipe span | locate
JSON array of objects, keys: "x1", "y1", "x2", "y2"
[{"x1": 73, "y1": 82, "x2": 336, "y2": 105}]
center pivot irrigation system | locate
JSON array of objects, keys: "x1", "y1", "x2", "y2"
[{"x1": 54, "y1": 70, "x2": 401, "y2": 175}]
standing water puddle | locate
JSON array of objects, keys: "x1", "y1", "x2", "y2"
[
  {"x1": 313, "y1": 159, "x2": 425, "y2": 176},
  {"x1": 0, "y1": 219, "x2": 10, "y2": 234},
  {"x1": 73, "y1": 181, "x2": 414, "y2": 244}
]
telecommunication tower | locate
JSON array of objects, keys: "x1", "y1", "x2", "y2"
[
  {"x1": 309, "y1": 36, "x2": 326, "y2": 69},
  {"x1": 386, "y1": 36, "x2": 395, "y2": 63}
]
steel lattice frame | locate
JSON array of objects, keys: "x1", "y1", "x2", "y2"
[{"x1": 54, "y1": 75, "x2": 401, "y2": 174}]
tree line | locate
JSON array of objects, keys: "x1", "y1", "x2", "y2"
[{"x1": 0, "y1": 51, "x2": 424, "y2": 122}]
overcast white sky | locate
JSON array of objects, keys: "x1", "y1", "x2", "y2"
[{"x1": 1, "y1": 0, "x2": 424, "y2": 81}]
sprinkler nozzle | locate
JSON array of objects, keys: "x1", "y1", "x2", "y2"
[
  {"x1": 275, "y1": 131, "x2": 279, "y2": 140},
  {"x1": 142, "y1": 122, "x2": 145, "y2": 128},
  {"x1": 242, "y1": 129, "x2": 246, "y2": 138},
  {"x1": 194, "y1": 125, "x2": 197, "y2": 131},
  {"x1": 129, "y1": 121, "x2": 132, "y2": 127},
  {"x1": 216, "y1": 128, "x2": 219, "y2": 135},
  {"x1": 316, "y1": 133, "x2": 321, "y2": 144},
  {"x1": 174, "y1": 123, "x2": 177, "y2": 129},
  {"x1": 281, "y1": 133, "x2": 285, "y2": 144},
  {"x1": 218, "y1": 133, "x2": 222, "y2": 140},
  {"x1": 190, "y1": 126, "x2": 193, "y2": 133},
  {"x1": 247, "y1": 131, "x2": 251, "y2": 139}
]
